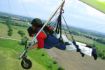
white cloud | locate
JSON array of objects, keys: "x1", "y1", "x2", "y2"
[
  {"x1": 21, "y1": 0, "x2": 61, "y2": 9},
  {"x1": 21, "y1": 0, "x2": 72, "y2": 8},
  {"x1": 65, "y1": 0, "x2": 72, "y2": 6},
  {"x1": 18, "y1": 0, "x2": 105, "y2": 22},
  {"x1": 21, "y1": 0, "x2": 37, "y2": 3}
]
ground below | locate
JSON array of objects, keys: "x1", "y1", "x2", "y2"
[{"x1": 47, "y1": 48, "x2": 105, "y2": 70}]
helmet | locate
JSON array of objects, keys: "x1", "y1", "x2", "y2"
[{"x1": 31, "y1": 18, "x2": 42, "y2": 27}]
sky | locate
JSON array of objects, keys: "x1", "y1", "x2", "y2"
[{"x1": 0, "y1": 0, "x2": 105, "y2": 33}]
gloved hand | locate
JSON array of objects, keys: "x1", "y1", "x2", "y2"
[{"x1": 27, "y1": 38, "x2": 38, "y2": 48}]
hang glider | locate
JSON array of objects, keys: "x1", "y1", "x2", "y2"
[
  {"x1": 79, "y1": 0, "x2": 105, "y2": 14},
  {"x1": 19, "y1": 0, "x2": 98, "y2": 69}
]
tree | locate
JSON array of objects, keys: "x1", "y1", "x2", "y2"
[
  {"x1": 20, "y1": 36, "x2": 28, "y2": 45},
  {"x1": 58, "y1": 67, "x2": 64, "y2": 70},
  {"x1": 8, "y1": 29, "x2": 13, "y2": 36},
  {"x1": 6, "y1": 17, "x2": 13, "y2": 36},
  {"x1": 18, "y1": 30, "x2": 25, "y2": 37}
]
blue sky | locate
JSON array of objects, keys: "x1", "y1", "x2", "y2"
[{"x1": 0, "y1": 0, "x2": 105, "y2": 33}]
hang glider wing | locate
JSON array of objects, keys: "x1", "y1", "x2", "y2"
[{"x1": 79, "y1": 0, "x2": 105, "y2": 14}]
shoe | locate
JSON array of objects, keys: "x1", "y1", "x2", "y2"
[
  {"x1": 81, "y1": 53, "x2": 85, "y2": 57},
  {"x1": 92, "y1": 48, "x2": 97, "y2": 60},
  {"x1": 79, "y1": 51, "x2": 85, "y2": 57},
  {"x1": 76, "y1": 45, "x2": 80, "y2": 52},
  {"x1": 65, "y1": 42, "x2": 71, "y2": 45}
]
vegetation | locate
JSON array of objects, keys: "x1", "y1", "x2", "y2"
[
  {"x1": 20, "y1": 36, "x2": 28, "y2": 45},
  {"x1": 0, "y1": 16, "x2": 61, "y2": 70},
  {"x1": 58, "y1": 67, "x2": 64, "y2": 70},
  {"x1": 18, "y1": 30, "x2": 25, "y2": 37},
  {"x1": 64, "y1": 26, "x2": 105, "y2": 60},
  {"x1": 6, "y1": 17, "x2": 13, "y2": 36},
  {"x1": 0, "y1": 23, "x2": 28, "y2": 40},
  {"x1": 0, "y1": 12, "x2": 105, "y2": 70},
  {"x1": 0, "y1": 38, "x2": 60, "y2": 70},
  {"x1": 8, "y1": 27, "x2": 13, "y2": 36}
]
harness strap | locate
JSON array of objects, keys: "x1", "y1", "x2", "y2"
[{"x1": 55, "y1": 2, "x2": 64, "y2": 42}]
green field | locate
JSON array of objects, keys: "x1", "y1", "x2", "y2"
[
  {"x1": 0, "y1": 23, "x2": 60, "y2": 70},
  {"x1": 0, "y1": 19, "x2": 105, "y2": 70},
  {"x1": 0, "y1": 38, "x2": 59, "y2": 70},
  {"x1": 0, "y1": 23, "x2": 28, "y2": 40}
]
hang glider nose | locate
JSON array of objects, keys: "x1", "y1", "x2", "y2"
[{"x1": 79, "y1": 0, "x2": 105, "y2": 14}]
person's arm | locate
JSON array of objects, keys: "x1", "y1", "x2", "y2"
[
  {"x1": 29, "y1": 43, "x2": 38, "y2": 50},
  {"x1": 27, "y1": 27, "x2": 38, "y2": 49},
  {"x1": 27, "y1": 27, "x2": 34, "y2": 37},
  {"x1": 29, "y1": 31, "x2": 46, "y2": 49},
  {"x1": 27, "y1": 27, "x2": 47, "y2": 49},
  {"x1": 36, "y1": 31, "x2": 47, "y2": 48}
]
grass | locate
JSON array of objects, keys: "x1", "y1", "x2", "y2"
[
  {"x1": 0, "y1": 19, "x2": 105, "y2": 70},
  {"x1": 66, "y1": 33, "x2": 94, "y2": 44},
  {"x1": 0, "y1": 39, "x2": 46, "y2": 70},
  {"x1": 0, "y1": 23, "x2": 59, "y2": 70},
  {"x1": 0, "y1": 23, "x2": 28, "y2": 40},
  {"x1": 0, "y1": 38, "x2": 59, "y2": 70},
  {"x1": 0, "y1": 23, "x2": 8, "y2": 37}
]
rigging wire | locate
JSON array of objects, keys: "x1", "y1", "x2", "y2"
[
  {"x1": 7, "y1": 0, "x2": 105, "y2": 31},
  {"x1": 19, "y1": 0, "x2": 31, "y2": 18},
  {"x1": 7, "y1": 0, "x2": 104, "y2": 37},
  {"x1": 62, "y1": 15, "x2": 85, "y2": 56},
  {"x1": 63, "y1": 16, "x2": 95, "y2": 46},
  {"x1": 62, "y1": 15, "x2": 74, "y2": 41},
  {"x1": 7, "y1": 0, "x2": 12, "y2": 16}
]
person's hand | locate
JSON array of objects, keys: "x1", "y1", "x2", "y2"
[{"x1": 27, "y1": 38, "x2": 37, "y2": 48}]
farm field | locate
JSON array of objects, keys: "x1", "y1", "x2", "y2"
[
  {"x1": 0, "y1": 0, "x2": 105, "y2": 70},
  {"x1": 0, "y1": 23, "x2": 60, "y2": 70},
  {"x1": 0, "y1": 22, "x2": 105, "y2": 70}
]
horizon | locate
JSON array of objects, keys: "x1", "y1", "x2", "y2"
[
  {"x1": 0, "y1": 11, "x2": 105, "y2": 35},
  {"x1": 0, "y1": 0, "x2": 105, "y2": 33}
]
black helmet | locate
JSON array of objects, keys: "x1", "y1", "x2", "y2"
[{"x1": 31, "y1": 18, "x2": 42, "y2": 27}]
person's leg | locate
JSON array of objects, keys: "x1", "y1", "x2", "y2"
[
  {"x1": 44, "y1": 35, "x2": 58, "y2": 49},
  {"x1": 59, "y1": 34, "x2": 82, "y2": 52},
  {"x1": 45, "y1": 34, "x2": 97, "y2": 60},
  {"x1": 44, "y1": 35, "x2": 66, "y2": 50},
  {"x1": 55, "y1": 43, "x2": 66, "y2": 50},
  {"x1": 60, "y1": 34, "x2": 97, "y2": 59}
]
